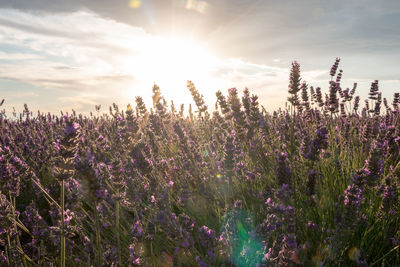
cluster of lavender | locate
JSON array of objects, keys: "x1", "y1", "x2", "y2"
[{"x1": 0, "y1": 59, "x2": 399, "y2": 266}]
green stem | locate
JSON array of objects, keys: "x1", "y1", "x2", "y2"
[
  {"x1": 6, "y1": 233, "x2": 12, "y2": 265},
  {"x1": 95, "y1": 201, "x2": 102, "y2": 266},
  {"x1": 371, "y1": 245, "x2": 399, "y2": 266},
  {"x1": 30, "y1": 177, "x2": 61, "y2": 209},
  {"x1": 116, "y1": 197, "x2": 122, "y2": 266},
  {"x1": 60, "y1": 180, "x2": 65, "y2": 267},
  {"x1": 291, "y1": 106, "x2": 297, "y2": 200},
  {"x1": 9, "y1": 195, "x2": 27, "y2": 267},
  {"x1": 38, "y1": 245, "x2": 41, "y2": 266}
]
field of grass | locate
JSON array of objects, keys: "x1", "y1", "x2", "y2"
[{"x1": 0, "y1": 59, "x2": 399, "y2": 266}]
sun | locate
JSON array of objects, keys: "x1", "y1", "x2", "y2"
[
  {"x1": 124, "y1": 36, "x2": 220, "y2": 103},
  {"x1": 139, "y1": 37, "x2": 213, "y2": 81}
]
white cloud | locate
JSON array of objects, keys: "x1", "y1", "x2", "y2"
[{"x1": 0, "y1": 51, "x2": 42, "y2": 60}]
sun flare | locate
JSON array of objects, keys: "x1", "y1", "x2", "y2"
[{"x1": 124, "y1": 36, "x2": 220, "y2": 102}]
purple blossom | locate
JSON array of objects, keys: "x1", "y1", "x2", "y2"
[{"x1": 65, "y1": 122, "x2": 80, "y2": 135}]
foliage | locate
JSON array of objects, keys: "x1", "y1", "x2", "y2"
[{"x1": 0, "y1": 59, "x2": 399, "y2": 266}]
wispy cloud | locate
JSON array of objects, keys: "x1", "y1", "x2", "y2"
[{"x1": 0, "y1": 51, "x2": 42, "y2": 60}]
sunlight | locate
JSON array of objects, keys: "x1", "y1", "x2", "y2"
[{"x1": 124, "y1": 36, "x2": 220, "y2": 103}]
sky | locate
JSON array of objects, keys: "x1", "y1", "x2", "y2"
[{"x1": 0, "y1": 0, "x2": 399, "y2": 115}]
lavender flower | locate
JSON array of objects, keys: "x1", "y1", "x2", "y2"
[
  {"x1": 287, "y1": 61, "x2": 301, "y2": 107},
  {"x1": 330, "y1": 58, "x2": 340, "y2": 77},
  {"x1": 275, "y1": 149, "x2": 292, "y2": 187}
]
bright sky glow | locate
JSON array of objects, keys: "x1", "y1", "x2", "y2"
[{"x1": 122, "y1": 36, "x2": 220, "y2": 103}]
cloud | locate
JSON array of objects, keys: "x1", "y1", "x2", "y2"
[
  {"x1": 53, "y1": 65, "x2": 80, "y2": 70},
  {"x1": 0, "y1": 51, "x2": 41, "y2": 60},
  {"x1": 11, "y1": 91, "x2": 39, "y2": 98},
  {"x1": 0, "y1": 9, "x2": 144, "y2": 94},
  {"x1": 0, "y1": 17, "x2": 78, "y2": 38}
]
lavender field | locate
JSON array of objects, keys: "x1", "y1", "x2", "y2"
[{"x1": 0, "y1": 59, "x2": 399, "y2": 266}]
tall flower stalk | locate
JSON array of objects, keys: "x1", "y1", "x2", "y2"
[
  {"x1": 60, "y1": 179, "x2": 66, "y2": 267},
  {"x1": 287, "y1": 61, "x2": 301, "y2": 109},
  {"x1": 287, "y1": 61, "x2": 302, "y2": 196},
  {"x1": 53, "y1": 117, "x2": 80, "y2": 267}
]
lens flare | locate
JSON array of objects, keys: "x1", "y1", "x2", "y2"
[
  {"x1": 311, "y1": 254, "x2": 322, "y2": 266},
  {"x1": 126, "y1": 103, "x2": 133, "y2": 111},
  {"x1": 160, "y1": 252, "x2": 173, "y2": 267},
  {"x1": 185, "y1": 0, "x2": 209, "y2": 14},
  {"x1": 129, "y1": 0, "x2": 141, "y2": 9},
  {"x1": 348, "y1": 247, "x2": 360, "y2": 261},
  {"x1": 220, "y1": 210, "x2": 264, "y2": 266},
  {"x1": 171, "y1": 0, "x2": 209, "y2": 14}
]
